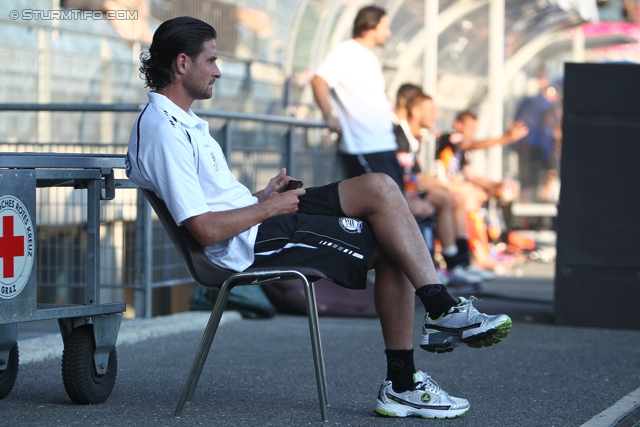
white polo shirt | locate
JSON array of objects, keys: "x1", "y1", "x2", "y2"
[
  {"x1": 126, "y1": 92, "x2": 259, "y2": 272},
  {"x1": 314, "y1": 39, "x2": 397, "y2": 155}
]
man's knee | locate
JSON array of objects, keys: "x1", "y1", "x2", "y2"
[
  {"x1": 429, "y1": 191, "x2": 454, "y2": 212},
  {"x1": 339, "y1": 173, "x2": 406, "y2": 217},
  {"x1": 359, "y1": 173, "x2": 403, "y2": 198},
  {"x1": 369, "y1": 244, "x2": 397, "y2": 271}
]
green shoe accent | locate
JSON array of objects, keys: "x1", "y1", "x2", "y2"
[
  {"x1": 374, "y1": 407, "x2": 399, "y2": 417},
  {"x1": 489, "y1": 318, "x2": 512, "y2": 344},
  {"x1": 462, "y1": 318, "x2": 512, "y2": 348}
]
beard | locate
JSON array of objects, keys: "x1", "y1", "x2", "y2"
[{"x1": 183, "y1": 74, "x2": 214, "y2": 100}]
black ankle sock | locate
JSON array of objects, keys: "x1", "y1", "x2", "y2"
[
  {"x1": 415, "y1": 284, "x2": 457, "y2": 319},
  {"x1": 443, "y1": 252, "x2": 469, "y2": 270},
  {"x1": 385, "y1": 349, "x2": 416, "y2": 393},
  {"x1": 456, "y1": 238, "x2": 470, "y2": 256}
]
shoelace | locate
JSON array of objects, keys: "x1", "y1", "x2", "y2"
[
  {"x1": 457, "y1": 296, "x2": 482, "y2": 321},
  {"x1": 459, "y1": 295, "x2": 480, "y2": 310},
  {"x1": 415, "y1": 374, "x2": 442, "y2": 395}
]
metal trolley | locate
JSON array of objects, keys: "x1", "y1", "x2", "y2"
[{"x1": 0, "y1": 153, "x2": 127, "y2": 404}]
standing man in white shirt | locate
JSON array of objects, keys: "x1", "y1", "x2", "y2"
[
  {"x1": 126, "y1": 16, "x2": 512, "y2": 420},
  {"x1": 311, "y1": 5, "x2": 404, "y2": 190}
]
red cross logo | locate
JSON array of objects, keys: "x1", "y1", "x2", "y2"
[{"x1": 0, "y1": 216, "x2": 25, "y2": 278}]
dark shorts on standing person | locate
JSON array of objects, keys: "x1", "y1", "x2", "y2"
[
  {"x1": 251, "y1": 182, "x2": 377, "y2": 289},
  {"x1": 515, "y1": 142, "x2": 551, "y2": 190},
  {"x1": 341, "y1": 150, "x2": 405, "y2": 192}
]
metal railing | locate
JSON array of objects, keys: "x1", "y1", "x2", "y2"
[{"x1": 0, "y1": 103, "x2": 334, "y2": 318}]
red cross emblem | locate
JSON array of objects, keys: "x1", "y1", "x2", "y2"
[
  {"x1": 0, "y1": 195, "x2": 34, "y2": 300},
  {"x1": 0, "y1": 216, "x2": 25, "y2": 278}
]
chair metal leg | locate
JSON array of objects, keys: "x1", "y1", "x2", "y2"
[
  {"x1": 308, "y1": 280, "x2": 328, "y2": 405},
  {"x1": 301, "y1": 276, "x2": 329, "y2": 422},
  {"x1": 173, "y1": 280, "x2": 234, "y2": 418}
]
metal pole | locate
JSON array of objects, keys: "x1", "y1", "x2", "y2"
[
  {"x1": 487, "y1": 0, "x2": 505, "y2": 182},
  {"x1": 100, "y1": 37, "x2": 114, "y2": 144},
  {"x1": 134, "y1": 190, "x2": 146, "y2": 318},
  {"x1": 143, "y1": 196, "x2": 153, "y2": 318},
  {"x1": 423, "y1": 0, "x2": 438, "y2": 97},
  {"x1": 86, "y1": 179, "x2": 101, "y2": 306},
  {"x1": 37, "y1": 28, "x2": 51, "y2": 143},
  {"x1": 572, "y1": 25, "x2": 586, "y2": 62},
  {"x1": 287, "y1": 125, "x2": 296, "y2": 178},
  {"x1": 223, "y1": 119, "x2": 233, "y2": 163}
]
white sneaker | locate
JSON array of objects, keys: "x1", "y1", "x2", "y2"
[
  {"x1": 375, "y1": 371, "x2": 470, "y2": 419},
  {"x1": 449, "y1": 265, "x2": 483, "y2": 284},
  {"x1": 421, "y1": 296, "x2": 512, "y2": 353},
  {"x1": 466, "y1": 264, "x2": 496, "y2": 281}
]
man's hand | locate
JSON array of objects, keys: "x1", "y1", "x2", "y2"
[
  {"x1": 263, "y1": 168, "x2": 288, "y2": 199},
  {"x1": 263, "y1": 187, "x2": 306, "y2": 215},
  {"x1": 311, "y1": 75, "x2": 342, "y2": 133},
  {"x1": 262, "y1": 168, "x2": 306, "y2": 215},
  {"x1": 396, "y1": 152, "x2": 414, "y2": 170},
  {"x1": 258, "y1": 168, "x2": 305, "y2": 201},
  {"x1": 506, "y1": 120, "x2": 529, "y2": 143},
  {"x1": 326, "y1": 116, "x2": 341, "y2": 133}
]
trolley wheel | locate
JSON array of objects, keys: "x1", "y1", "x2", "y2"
[
  {"x1": 0, "y1": 344, "x2": 19, "y2": 399},
  {"x1": 61, "y1": 324, "x2": 117, "y2": 404}
]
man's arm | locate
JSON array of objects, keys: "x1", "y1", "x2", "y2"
[
  {"x1": 462, "y1": 164, "x2": 500, "y2": 195},
  {"x1": 460, "y1": 121, "x2": 529, "y2": 151},
  {"x1": 185, "y1": 168, "x2": 304, "y2": 246},
  {"x1": 311, "y1": 75, "x2": 341, "y2": 133},
  {"x1": 184, "y1": 188, "x2": 305, "y2": 246}
]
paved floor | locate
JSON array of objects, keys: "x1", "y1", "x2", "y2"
[{"x1": 2, "y1": 244, "x2": 640, "y2": 426}]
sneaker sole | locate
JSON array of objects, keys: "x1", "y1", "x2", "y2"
[
  {"x1": 420, "y1": 318, "x2": 512, "y2": 353},
  {"x1": 374, "y1": 402, "x2": 470, "y2": 419}
]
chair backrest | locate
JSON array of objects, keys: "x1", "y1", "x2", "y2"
[{"x1": 140, "y1": 188, "x2": 235, "y2": 288}]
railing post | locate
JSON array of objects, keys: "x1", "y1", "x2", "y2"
[
  {"x1": 86, "y1": 179, "x2": 101, "y2": 306},
  {"x1": 134, "y1": 190, "x2": 146, "y2": 318},
  {"x1": 223, "y1": 119, "x2": 232, "y2": 163},
  {"x1": 143, "y1": 195, "x2": 153, "y2": 318},
  {"x1": 287, "y1": 125, "x2": 296, "y2": 178},
  {"x1": 134, "y1": 189, "x2": 153, "y2": 319}
]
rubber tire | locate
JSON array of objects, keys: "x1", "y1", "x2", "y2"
[
  {"x1": 0, "y1": 344, "x2": 19, "y2": 399},
  {"x1": 61, "y1": 324, "x2": 117, "y2": 404}
]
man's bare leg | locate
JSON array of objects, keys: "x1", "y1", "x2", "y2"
[
  {"x1": 452, "y1": 192, "x2": 468, "y2": 238},
  {"x1": 370, "y1": 247, "x2": 415, "y2": 350},
  {"x1": 425, "y1": 186, "x2": 456, "y2": 248},
  {"x1": 338, "y1": 173, "x2": 511, "y2": 353},
  {"x1": 338, "y1": 173, "x2": 440, "y2": 287}
]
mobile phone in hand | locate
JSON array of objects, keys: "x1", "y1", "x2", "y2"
[{"x1": 284, "y1": 180, "x2": 303, "y2": 191}]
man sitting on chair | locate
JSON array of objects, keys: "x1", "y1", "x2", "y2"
[{"x1": 125, "y1": 17, "x2": 512, "y2": 420}]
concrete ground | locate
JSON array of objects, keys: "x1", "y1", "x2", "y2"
[{"x1": 2, "y1": 232, "x2": 640, "y2": 426}]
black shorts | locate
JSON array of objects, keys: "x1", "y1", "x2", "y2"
[
  {"x1": 251, "y1": 182, "x2": 377, "y2": 289},
  {"x1": 342, "y1": 151, "x2": 405, "y2": 192}
]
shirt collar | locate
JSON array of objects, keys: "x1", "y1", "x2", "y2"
[
  {"x1": 399, "y1": 119, "x2": 420, "y2": 152},
  {"x1": 147, "y1": 92, "x2": 206, "y2": 129}
]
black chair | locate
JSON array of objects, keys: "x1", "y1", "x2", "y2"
[{"x1": 140, "y1": 188, "x2": 329, "y2": 421}]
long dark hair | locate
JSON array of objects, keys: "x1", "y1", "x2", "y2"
[
  {"x1": 139, "y1": 17, "x2": 217, "y2": 91},
  {"x1": 352, "y1": 5, "x2": 386, "y2": 38}
]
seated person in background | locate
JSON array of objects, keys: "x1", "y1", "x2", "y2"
[
  {"x1": 436, "y1": 111, "x2": 528, "y2": 209},
  {"x1": 392, "y1": 83, "x2": 437, "y2": 218},
  {"x1": 126, "y1": 17, "x2": 512, "y2": 419},
  {"x1": 394, "y1": 89, "x2": 492, "y2": 284},
  {"x1": 393, "y1": 83, "x2": 422, "y2": 124},
  {"x1": 436, "y1": 111, "x2": 529, "y2": 270}
]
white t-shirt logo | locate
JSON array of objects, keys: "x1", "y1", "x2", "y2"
[
  {"x1": 210, "y1": 152, "x2": 219, "y2": 172},
  {"x1": 339, "y1": 217, "x2": 363, "y2": 234}
]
